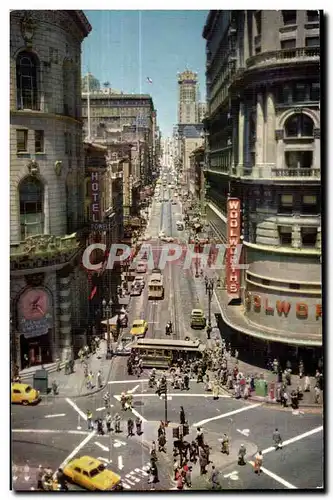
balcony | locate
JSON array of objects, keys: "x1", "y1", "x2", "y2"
[
  {"x1": 271, "y1": 168, "x2": 320, "y2": 178},
  {"x1": 246, "y1": 47, "x2": 320, "y2": 69},
  {"x1": 236, "y1": 165, "x2": 320, "y2": 181},
  {"x1": 10, "y1": 234, "x2": 81, "y2": 274}
]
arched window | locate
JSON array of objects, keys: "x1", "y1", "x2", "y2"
[
  {"x1": 284, "y1": 114, "x2": 314, "y2": 138},
  {"x1": 19, "y1": 177, "x2": 44, "y2": 240},
  {"x1": 16, "y1": 51, "x2": 39, "y2": 110}
]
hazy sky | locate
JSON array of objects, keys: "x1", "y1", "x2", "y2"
[{"x1": 82, "y1": 10, "x2": 208, "y2": 136}]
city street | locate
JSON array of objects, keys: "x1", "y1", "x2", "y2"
[{"x1": 11, "y1": 179, "x2": 324, "y2": 491}]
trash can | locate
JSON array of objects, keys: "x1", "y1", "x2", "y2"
[
  {"x1": 254, "y1": 379, "x2": 268, "y2": 397},
  {"x1": 33, "y1": 369, "x2": 48, "y2": 394}
]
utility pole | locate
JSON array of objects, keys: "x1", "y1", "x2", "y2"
[
  {"x1": 87, "y1": 72, "x2": 91, "y2": 142},
  {"x1": 164, "y1": 381, "x2": 168, "y2": 425}
]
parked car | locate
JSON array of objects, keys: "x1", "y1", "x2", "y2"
[
  {"x1": 134, "y1": 276, "x2": 145, "y2": 289},
  {"x1": 136, "y1": 262, "x2": 147, "y2": 273},
  {"x1": 130, "y1": 283, "x2": 142, "y2": 296}
]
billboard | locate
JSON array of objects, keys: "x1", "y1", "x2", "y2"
[{"x1": 226, "y1": 198, "x2": 241, "y2": 297}]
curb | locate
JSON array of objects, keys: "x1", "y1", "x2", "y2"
[
  {"x1": 42, "y1": 356, "x2": 115, "y2": 400},
  {"x1": 217, "y1": 385, "x2": 323, "y2": 409}
]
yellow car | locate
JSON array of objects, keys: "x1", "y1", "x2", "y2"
[
  {"x1": 130, "y1": 319, "x2": 148, "y2": 337},
  {"x1": 190, "y1": 309, "x2": 206, "y2": 329},
  {"x1": 11, "y1": 383, "x2": 41, "y2": 405},
  {"x1": 63, "y1": 456, "x2": 122, "y2": 491}
]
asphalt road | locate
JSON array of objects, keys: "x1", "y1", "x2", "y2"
[{"x1": 11, "y1": 171, "x2": 324, "y2": 491}]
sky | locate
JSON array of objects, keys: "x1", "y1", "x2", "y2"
[{"x1": 82, "y1": 10, "x2": 208, "y2": 137}]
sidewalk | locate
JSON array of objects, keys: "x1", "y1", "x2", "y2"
[
  {"x1": 189, "y1": 272, "x2": 323, "y2": 409},
  {"x1": 20, "y1": 340, "x2": 115, "y2": 399}
]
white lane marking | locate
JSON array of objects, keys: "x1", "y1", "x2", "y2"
[
  {"x1": 130, "y1": 407, "x2": 147, "y2": 422},
  {"x1": 44, "y1": 413, "x2": 66, "y2": 418},
  {"x1": 114, "y1": 439, "x2": 126, "y2": 448},
  {"x1": 65, "y1": 397, "x2": 87, "y2": 421},
  {"x1": 128, "y1": 384, "x2": 140, "y2": 394},
  {"x1": 115, "y1": 393, "x2": 231, "y2": 398},
  {"x1": 237, "y1": 428, "x2": 250, "y2": 437},
  {"x1": 261, "y1": 426, "x2": 323, "y2": 455},
  {"x1": 224, "y1": 470, "x2": 238, "y2": 479},
  {"x1": 108, "y1": 378, "x2": 199, "y2": 385},
  {"x1": 122, "y1": 482, "x2": 131, "y2": 489},
  {"x1": 248, "y1": 462, "x2": 297, "y2": 489},
  {"x1": 95, "y1": 441, "x2": 109, "y2": 452},
  {"x1": 58, "y1": 431, "x2": 96, "y2": 469},
  {"x1": 124, "y1": 476, "x2": 136, "y2": 485},
  {"x1": 12, "y1": 429, "x2": 89, "y2": 435},
  {"x1": 135, "y1": 468, "x2": 148, "y2": 477},
  {"x1": 118, "y1": 456, "x2": 124, "y2": 470},
  {"x1": 142, "y1": 464, "x2": 150, "y2": 471},
  {"x1": 97, "y1": 457, "x2": 110, "y2": 464},
  {"x1": 96, "y1": 407, "x2": 105, "y2": 412},
  {"x1": 126, "y1": 473, "x2": 140, "y2": 483},
  {"x1": 193, "y1": 403, "x2": 262, "y2": 426}
]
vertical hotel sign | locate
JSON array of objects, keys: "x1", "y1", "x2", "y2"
[
  {"x1": 226, "y1": 198, "x2": 241, "y2": 297},
  {"x1": 91, "y1": 172, "x2": 100, "y2": 222}
]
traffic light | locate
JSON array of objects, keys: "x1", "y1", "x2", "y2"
[
  {"x1": 160, "y1": 381, "x2": 167, "y2": 395},
  {"x1": 173, "y1": 427, "x2": 180, "y2": 439}
]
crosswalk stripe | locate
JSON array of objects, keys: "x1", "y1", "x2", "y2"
[
  {"x1": 124, "y1": 477, "x2": 136, "y2": 485},
  {"x1": 135, "y1": 468, "x2": 149, "y2": 476},
  {"x1": 126, "y1": 473, "x2": 140, "y2": 482},
  {"x1": 122, "y1": 482, "x2": 131, "y2": 489}
]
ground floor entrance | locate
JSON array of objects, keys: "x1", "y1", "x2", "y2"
[{"x1": 20, "y1": 331, "x2": 53, "y2": 369}]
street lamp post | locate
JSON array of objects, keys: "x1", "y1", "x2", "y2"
[
  {"x1": 102, "y1": 298, "x2": 113, "y2": 359},
  {"x1": 207, "y1": 278, "x2": 214, "y2": 329}
]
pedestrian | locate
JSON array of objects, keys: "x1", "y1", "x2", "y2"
[
  {"x1": 196, "y1": 427, "x2": 204, "y2": 448},
  {"x1": 87, "y1": 410, "x2": 93, "y2": 431},
  {"x1": 97, "y1": 418, "x2": 104, "y2": 435},
  {"x1": 96, "y1": 370, "x2": 103, "y2": 389},
  {"x1": 105, "y1": 412, "x2": 112, "y2": 432},
  {"x1": 86, "y1": 371, "x2": 93, "y2": 390},
  {"x1": 238, "y1": 444, "x2": 246, "y2": 465},
  {"x1": 299, "y1": 359, "x2": 304, "y2": 379},
  {"x1": 210, "y1": 465, "x2": 220, "y2": 489},
  {"x1": 304, "y1": 375, "x2": 311, "y2": 392},
  {"x1": 199, "y1": 447, "x2": 208, "y2": 475},
  {"x1": 36, "y1": 465, "x2": 43, "y2": 490},
  {"x1": 158, "y1": 433, "x2": 166, "y2": 453},
  {"x1": 285, "y1": 369, "x2": 291, "y2": 386},
  {"x1": 314, "y1": 385, "x2": 321, "y2": 404},
  {"x1": 184, "y1": 373, "x2": 189, "y2": 391},
  {"x1": 254, "y1": 451, "x2": 263, "y2": 475},
  {"x1": 150, "y1": 441, "x2": 157, "y2": 462},
  {"x1": 273, "y1": 428, "x2": 283, "y2": 450},
  {"x1": 180, "y1": 406, "x2": 186, "y2": 425},
  {"x1": 176, "y1": 470, "x2": 184, "y2": 489},
  {"x1": 115, "y1": 413, "x2": 121, "y2": 433},
  {"x1": 127, "y1": 418, "x2": 134, "y2": 437},
  {"x1": 135, "y1": 417, "x2": 142, "y2": 435},
  {"x1": 56, "y1": 357, "x2": 61, "y2": 372},
  {"x1": 235, "y1": 349, "x2": 239, "y2": 360},
  {"x1": 173, "y1": 459, "x2": 179, "y2": 481},
  {"x1": 51, "y1": 380, "x2": 59, "y2": 395},
  {"x1": 184, "y1": 464, "x2": 192, "y2": 488}
]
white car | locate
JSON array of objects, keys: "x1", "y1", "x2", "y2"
[
  {"x1": 130, "y1": 283, "x2": 142, "y2": 296},
  {"x1": 136, "y1": 262, "x2": 147, "y2": 273}
]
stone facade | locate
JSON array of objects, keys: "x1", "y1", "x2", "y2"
[
  {"x1": 203, "y1": 10, "x2": 322, "y2": 348},
  {"x1": 10, "y1": 10, "x2": 91, "y2": 367}
]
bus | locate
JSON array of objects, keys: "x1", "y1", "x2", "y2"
[
  {"x1": 130, "y1": 338, "x2": 206, "y2": 369},
  {"x1": 148, "y1": 274, "x2": 164, "y2": 300}
]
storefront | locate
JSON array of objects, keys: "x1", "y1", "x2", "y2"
[{"x1": 17, "y1": 287, "x2": 54, "y2": 368}]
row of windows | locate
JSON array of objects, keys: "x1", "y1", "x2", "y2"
[
  {"x1": 278, "y1": 193, "x2": 320, "y2": 214},
  {"x1": 251, "y1": 223, "x2": 319, "y2": 247},
  {"x1": 280, "y1": 37, "x2": 319, "y2": 51},
  {"x1": 276, "y1": 82, "x2": 320, "y2": 104},
  {"x1": 249, "y1": 275, "x2": 319, "y2": 291},
  {"x1": 255, "y1": 10, "x2": 319, "y2": 35},
  {"x1": 16, "y1": 129, "x2": 81, "y2": 156}
]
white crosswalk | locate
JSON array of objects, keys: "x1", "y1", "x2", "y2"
[{"x1": 120, "y1": 463, "x2": 151, "y2": 490}]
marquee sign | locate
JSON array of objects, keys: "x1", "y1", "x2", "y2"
[
  {"x1": 226, "y1": 198, "x2": 241, "y2": 297},
  {"x1": 91, "y1": 171, "x2": 100, "y2": 223}
]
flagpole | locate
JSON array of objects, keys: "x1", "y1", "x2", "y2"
[{"x1": 87, "y1": 71, "x2": 91, "y2": 142}]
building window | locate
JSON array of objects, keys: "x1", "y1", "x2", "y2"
[
  {"x1": 284, "y1": 114, "x2": 314, "y2": 137},
  {"x1": 281, "y1": 39, "x2": 296, "y2": 50},
  {"x1": 282, "y1": 10, "x2": 297, "y2": 25},
  {"x1": 16, "y1": 51, "x2": 39, "y2": 110},
  {"x1": 279, "y1": 226, "x2": 292, "y2": 245},
  {"x1": 307, "y1": 10, "x2": 319, "y2": 23},
  {"x1": 285, "y1": 151, "x2": 313, "y2": 169},
  {"x1": 278, "y1": 194, "x2": 293, "y2": 214},
  {"x1": 16, "y1": 129, "x2": 28, "y2": 153},
  {"x1": 301, "y1": 195, "x2": 319, "y2": 215},
  {"x1": 19, "y1": 176, "x2": 44, "y2": 240},
  {"x1": 305, "y1": 37, "x2": 320, "y2": 47},
  {"x1": 301, "y1": 227, "x2": 317, "y2": 247},
  {"x1": 310, "y1": 82, "x2": 320, "y2": 101},
  {"x1": 35, "y1": 130, "x2": 44, "y2": 153}
]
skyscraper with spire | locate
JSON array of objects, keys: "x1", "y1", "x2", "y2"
[{"x1": 177, "y1": 70, "x2": 198, "y2": 124}]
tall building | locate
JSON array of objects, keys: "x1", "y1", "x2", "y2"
[
  {"x1": 203, "y1": 10, "x2": 321, "y2": 364},
  {"x1": 10, "y1": 10, "x2": 92, "y2": 369},
  {"x1": 197, "y1": 102, "x2": 207, "y2": 123},
  {"x1": 177, "y1": 70, "x2": 198, "y2": 124},
  {"x1": 81, "y1": 87, "x2": 155, "y2": 185}
]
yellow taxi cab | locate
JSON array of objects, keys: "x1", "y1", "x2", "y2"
[
  {"x1": 11, "y1": 383, "x2": 41, "y2": 405},
  {"x1": 63, "y1": 456, "x2": 123, "y2": 491},
  {"x1": 130, "y1": 319, "x2": 148, "y2": 338},
  {"x1": 190, "y1": 309, "x2": 206, "y2": 329}
]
